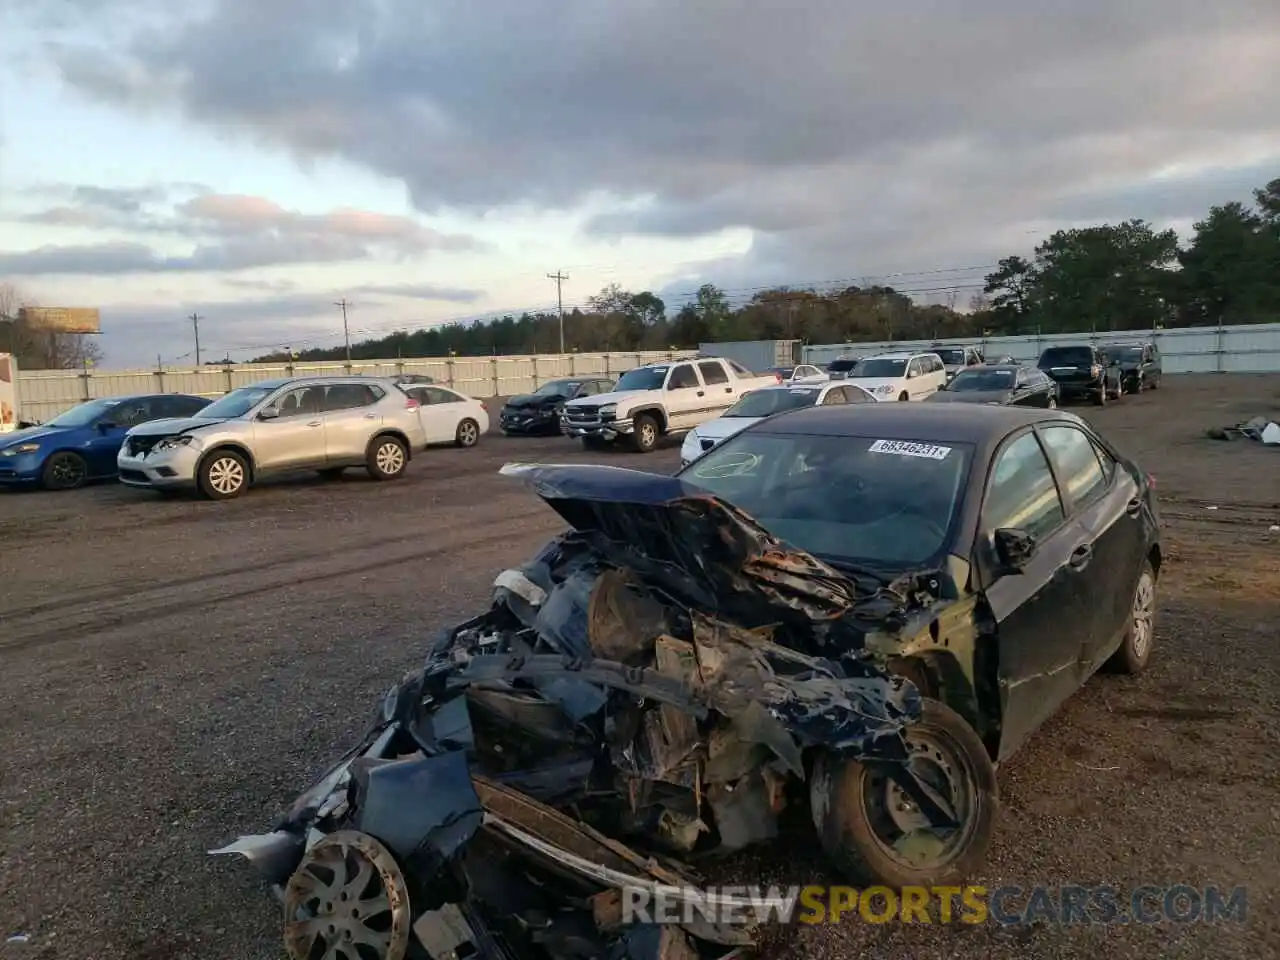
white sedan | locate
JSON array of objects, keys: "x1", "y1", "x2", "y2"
[
  {"x1": 401, "y1": 385, "x2": 490, "y2": 447},
  {"x1": 785, "y1": 363, "x2": 830, "y2": 384},
  {"x1": 679, "y1": 381, "x2": 875, "y2": 467}
]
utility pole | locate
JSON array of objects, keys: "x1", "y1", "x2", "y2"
[
  {"x1": 334, "y1": 298, "x2": 352, "y2": 363},
  {"x1": 189, "y1": 313, "x2": 202, "y2": 365},
  {"x1": 546, "y1": 271, "x2": 568, "y2": 353}
]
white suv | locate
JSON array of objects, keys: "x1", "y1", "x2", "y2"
[
  {"x1": 845, "y1": 352, "x2": 947, "y2": 401},
  {"x1": 117, "y1": 376, "x2": 428, "y2": 499}
]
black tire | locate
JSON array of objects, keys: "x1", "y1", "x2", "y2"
[
  {"x1": 812, "y1": 697, "x2": 998, "y2": 888},
  {"x1": 898, "y1": 391, "x2": 910, "y2": 402},
  {"x1": 581, "y1": 436, "x2": 611, "y2": 451},
  {"x1": 631, "y1": 414, "x2": 660, "y2": 453},
  {"x1": 198, "y1": 449, "x2": 249, "y2": 500},
  {"x1": 455, "y1": 418, "x2": 481, "y2": 448},
  {"x1": 366, "y1": 435, "x2": 408, "y2": 481},
  {"x1": 1105, "y1": 560, "x2": 1157, "y2": 675},
  {"x1": 317, "y1": 467, "x2": 346, "y2": 480},
  {"x1": 40, "y1": 451, "x2": 88, "y2": 491}
]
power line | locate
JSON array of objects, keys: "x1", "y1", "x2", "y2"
[{"x1": 546, "y1": 271, "x2": 568, "y2": 353}]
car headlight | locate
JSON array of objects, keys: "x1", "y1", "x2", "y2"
[
  {"x1": 154, "y1": 435, "x2": 197, "y2": 452},
  {"x1": 0, "y1": 443, "x2": 40, "y2": 457},
  {"x1": 598, "y1": 403, "x2": 617, "y2": 416}
]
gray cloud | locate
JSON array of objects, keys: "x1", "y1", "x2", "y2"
[
  {"x1": 5, "y1": 184, "x2": 482, "y2": 275},
  {"x1": 352, "y1": 282, "x2": 481, "y2": 303},
  {"x1": 32, "y1": 0, "x2": 1280, "y2": 281}
]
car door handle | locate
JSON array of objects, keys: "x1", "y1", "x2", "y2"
[
  {"x1": 1126, "y1": 497, "x2": 1142, "y2": 517},
  {"x1": 307, "y1": 420, "x2": 322, "y2": 427},
  {"x1": 696, "y1": 390, "x2": 705, "y2": 397},
  {"x1": 1068, "y1": 544, "x2": 1093, "y2": 570},
  {"x1": 363, "y1": 413, "x2": 377, "y2": 419}
]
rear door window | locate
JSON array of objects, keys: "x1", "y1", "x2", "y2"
[{"x1": 698, "y1": 361, "x2": 729, "y2": 385}]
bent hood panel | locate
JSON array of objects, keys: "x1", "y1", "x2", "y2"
[
  {"x1": 505, "y1": 393, "x2": 562, "y2": 409},
  {"x1": 500, "y1": 462, "x2": 858, "y2": 621},
  {"x1": 126, "y1": 416, "x2": 225, "y2": 437}
]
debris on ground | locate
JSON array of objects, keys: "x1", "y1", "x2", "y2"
[{"x1": 1206, "y1": 416, "x2": 1280, "y2": 443}]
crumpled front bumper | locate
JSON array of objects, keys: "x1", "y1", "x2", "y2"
[{"x1": 561, "y1": 417, "x2": 633, "y2": 439}]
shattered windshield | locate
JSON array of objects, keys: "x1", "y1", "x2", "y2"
[
  {"x1": 723, "y1": 388, "x2": 819, "y2": 418},
  {"x1": 679, "y1": 431, "x2": 971, "y2": 567}
]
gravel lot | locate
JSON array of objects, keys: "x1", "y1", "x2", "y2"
[{"x1": 1, "y1": 374, "x2": 1277, "y2": 960}]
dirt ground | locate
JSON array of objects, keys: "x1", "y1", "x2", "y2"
[{"x1": 0, "y1": 373, "x2": 1276, "y2": 960}]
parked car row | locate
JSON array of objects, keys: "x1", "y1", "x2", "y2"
[{"x1": 0, "y1": 376, "x2": 491, "y2": 498}]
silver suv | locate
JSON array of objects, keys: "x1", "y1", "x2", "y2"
[{"x1": 117, "y1": 376, "x2": 428, "y2": 500}]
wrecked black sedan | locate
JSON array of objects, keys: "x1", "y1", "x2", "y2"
[{"x1": 214, "y1": 403, "x2": 1161, "y2": 959}]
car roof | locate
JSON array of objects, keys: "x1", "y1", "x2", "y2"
[
  {"x1": 865, "y1": 350, "x2": 934, "y2": 360},
  {"x1": 752, "y1": 401, "x2": 1081, "y2": 445},
  {"x1": 959, "y1": 363, "x2": 1021, "y2": 373}
]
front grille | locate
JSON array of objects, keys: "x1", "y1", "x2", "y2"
[
  {"x1": 565, "y1": 405, "x2": 599, "y2": 422},
  {"x1": 127, "y1": 436, "x2": 161, "y2": 457}
]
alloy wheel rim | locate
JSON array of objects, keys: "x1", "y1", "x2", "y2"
[
  {"x1": 376, "y1": 442, "x2": 405, "y2": 473},
  {"x1": 1130, "y1": 571, "x2": 1155, "y2": 659},
  {"x1": 641, "y1": 424, "x2": 656, "y2": 446},
  {"x1": 208, "y1": 457, "x2": 244, "y2": 494},
  {"x1": 460, "y1": 422, "x2": 478, "y2": 445},
  {"x1": 52, "y1": 456, "x2": 85, "y2": 486}
]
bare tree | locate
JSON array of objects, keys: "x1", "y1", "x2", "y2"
[{"x1": 0, "y1": 282, "x2": 104, "y2": 369}]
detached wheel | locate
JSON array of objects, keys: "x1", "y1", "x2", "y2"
[
  {"x1": 198, "y1": 449, "x2": 249, "y2": 500},
  {"x1": 1106, "y1": 560, "x2": 1157, "y2": 675},
  {"x1": 367, "y1": 435, "x2": 408, "y2": 481},
  {"x1": 455, "y1": 418, "x2": 480, "y2": 448},
  {"x1": 812, "y1": 698, "x2": 998, "y2": 888},
  {"x1": 631, "y1": 414, "x2": 660, "y2": 453},
  {"x1": 41, "y1": 451, "x2": 88, "y2": 491}
]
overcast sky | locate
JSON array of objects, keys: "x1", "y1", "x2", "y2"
[{"x1": 2, "y1": 1, "x2": 1278, "y2": 366}]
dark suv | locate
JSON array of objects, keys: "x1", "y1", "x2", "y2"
[
  {"x1": 1036, "y1": 344, "x2": 1124, "y2": 406},
  {"x1": 1103, "y1": 342, "x2": 1162, "y2": 394}
]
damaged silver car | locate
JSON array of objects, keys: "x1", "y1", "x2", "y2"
[{"x1": 215, "y1": 404, "x2": 1161, "y2": 959}]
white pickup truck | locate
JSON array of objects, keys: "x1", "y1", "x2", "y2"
[{"x1": 561, "y1": 356, "x2": 779, "y2": 452}]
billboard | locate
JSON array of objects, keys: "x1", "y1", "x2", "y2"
[
  {"x1": 0, "y1": 354, "x2": 16, "y2": 433},
  {"x1": 17, "y1": 306, "x2": 101, "y2": 334}
]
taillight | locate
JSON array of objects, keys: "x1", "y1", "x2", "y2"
[{"x1": 405, "y1": 397, "x2": 420, "y2": 410}]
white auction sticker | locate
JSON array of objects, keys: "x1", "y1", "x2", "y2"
[{"x1": 867, "y1": 439, "x2": 952, "y2": 460}]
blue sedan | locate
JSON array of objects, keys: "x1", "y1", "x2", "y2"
[{"x1": 0, "y1": 393, "x2": 211, "y2": 490}]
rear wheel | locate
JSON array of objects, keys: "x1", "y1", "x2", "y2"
[
  {"x1": 813, "y1": 698, "x2": 998, "y2": 887},
  {"x1": 366, "y1": 435, "x2": 408, "y2": 481},
  {"x1": 41, "y1": 451, "x2": 88, "y2": 491},
  {"x1": 631, "y1": 414, "x2": 660, "y2": 453},
  {"x1": 198, "y1": 449, "x2": 249, "y2": 500},
  {"x1": 455, "y1": 418, "x2": 480, "y2": 448},
  {"x1": 1106, "y1": 560, "x2": 1157, "y2": 675}
]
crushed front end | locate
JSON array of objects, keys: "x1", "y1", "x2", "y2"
[{"x1": 214, "y1": 465, "x2": 932, "y2": 959}]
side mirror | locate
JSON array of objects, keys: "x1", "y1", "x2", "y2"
[
  {"x1": 993, "y1": 528, "x2": 1036, "y2": 572},
  {"x1": 258, "y1": 406, "x2": 280, "y2": 420}
]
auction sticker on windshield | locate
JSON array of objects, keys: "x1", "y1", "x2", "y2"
[{"x1": 868, "y1": 439, "x2": 952, "y2": 460}]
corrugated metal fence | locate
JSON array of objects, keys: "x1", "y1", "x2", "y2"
[
  {"x1": 16, "y1": 350, "x2": 695, "y2": 423},
  {"x1": 802, "y1": 321, "x2": 1280, "y2": 373}
]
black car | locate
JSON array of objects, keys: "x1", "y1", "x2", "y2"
[
  {"x1": 825, "y1": 357, "x2": 862, "y2": 380},
  {"x1": 926, "y1": 363, "x2": 1058, "y2": 408},
  {"x1": 500, "y1": 377, "x2": 616, "y2": 435},
  {"x1": 218, "y1": 405, "x2": 1160, "y2": 960},
  {"x1": 1037, "y1": 344, "x2": 1124, "y2": 405},
  {"x1": 1102, "y1": 342, "x2": 1163, "y2": 394}
]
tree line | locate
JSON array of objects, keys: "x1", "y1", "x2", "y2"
[
  {"x1": 269, "y1": 176, "x2": 1277, "y2": 362},
  {"x1": 0, "y1": 283, "x2": 104, "y2": 370}
]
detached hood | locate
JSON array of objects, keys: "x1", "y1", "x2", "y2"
[
  {"x1": 505, "y1": 393, "x2": 566, "y2": 410},
  {"x1": 500, "y1": 462, "x2": 860, "y2": 623},
  {"x1": 564, "y1": 388, "x2": 658, "y2": 409},
  {"x1": 0, "y1": 425, "x2": 69, "y2": 447},
  {"x1": 927, "y1": 389, "x2": 1011, "y2": 405},
  {"x1": 126, "y1": 416, "x2": 223, "y2": 437}
]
